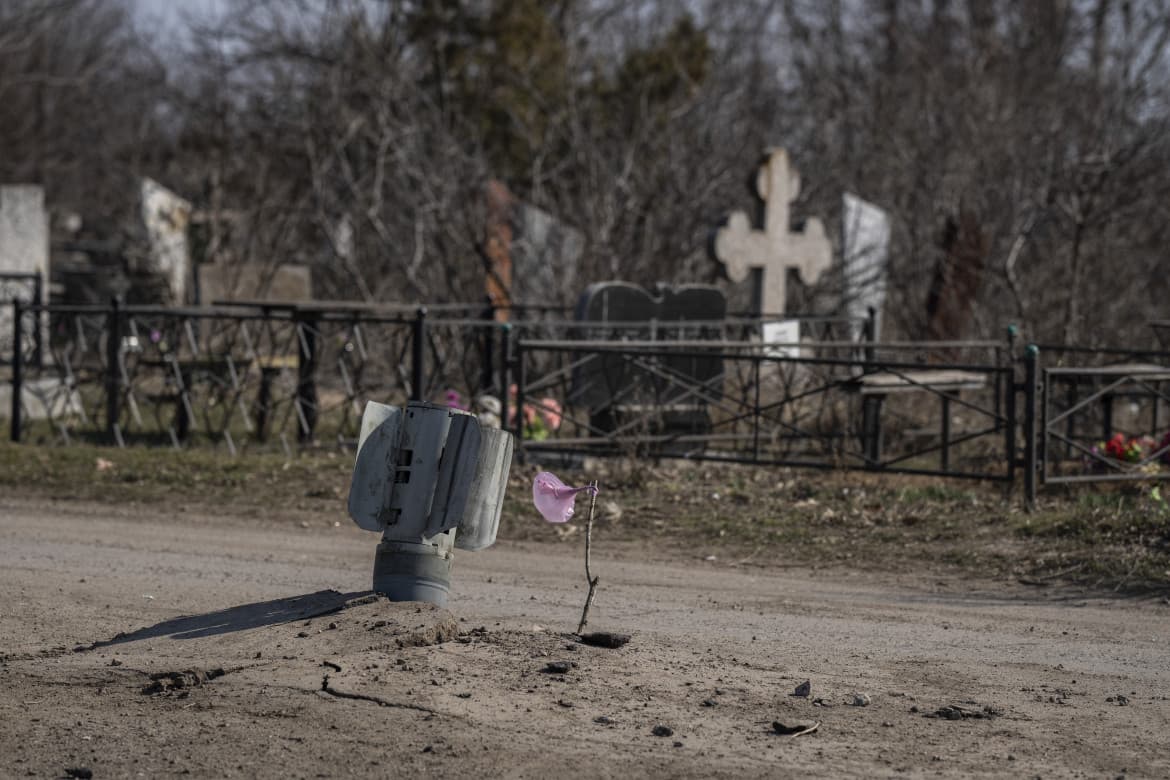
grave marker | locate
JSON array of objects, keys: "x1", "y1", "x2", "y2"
[
  {"x1": 926, "y1": 209, "x2": 987, "y2": 351},
  {"x1": 570, "y1": 282, "x2": 726, "y2": 408},
  {"x1": 483, "y1": 180, "x2": 583, "y2": 319},
  {"x1": 841, "y1": 193, "x2": 891, "y2": 340},
  {"x1": 0, "y1": 185, "x2": 49, "y2": 360},
  {"x1": 712, "y1": 149, "x2": 832, "y2": 315},
  {"x1": 141, "y1": 178, "x2": 192, "y2": 304},
  {"x1": 569, "y1": 282, "x2": 725, "y2": 448},
  {"x1": 0, "y1": 185, "x2": 48, "y2": 288}
]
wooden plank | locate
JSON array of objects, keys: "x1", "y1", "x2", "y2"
[{"x1": 854, "y1": 369, "x2": 987, "y2": 395}]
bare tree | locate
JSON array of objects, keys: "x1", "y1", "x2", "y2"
[
  {"x1": 780, "y1": 0, "x2": 1170, "y2": 343},
  {"x1": 6, "y1": 0, "x2": 1167, "y2": 346},
  {"x1": 0, "y1": 0, "x2": 167, "y2": 226},
  {"x1": 163, "y1": 0, "x2": 795, "y2": 306}
]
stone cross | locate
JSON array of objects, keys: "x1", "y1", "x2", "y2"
[{"x1": 712, "y1": 149, "x2": 832, "y2": 315}]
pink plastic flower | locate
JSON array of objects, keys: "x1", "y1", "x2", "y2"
[
  {"x1": 532, "y1": 471, "x2": 599, "y2": 524},
  {"x1": 445, "y1": 389, "x2": 466, "y2": 411},
  {"x1": 537, "y1": 398, "x2": 563, "y2": 431}
]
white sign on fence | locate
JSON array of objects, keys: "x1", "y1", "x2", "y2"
[{"x1": 762, "y1": 319, "x2": 801, "y2": 359}]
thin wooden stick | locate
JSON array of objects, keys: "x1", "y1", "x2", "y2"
[{"x1": 576, "y1": 480, "x2": 600, "y2": 634}]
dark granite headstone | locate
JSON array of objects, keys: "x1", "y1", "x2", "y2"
[{"x1": 568, "y1": 282, "x2": 726, "y2": 447}]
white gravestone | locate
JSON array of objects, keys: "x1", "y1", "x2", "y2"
[
  {"x1": 0, "y1": 186, "x2": 63, "y2": 421},
  {"x1": 0, "y1": 185, "x2": 49, "y2": 292},
  {"x1": 841, "y1": 193, "x2": 890, "y2": 340},
  {"x1": 141, "y1": 178, "x2": 192, "y2": 304},
  {"x1": 713, "y1": 149, "x2": 832, "y2": 315},
  {"x1": 0, "y1": 185, "x2": 49, "y2": 360}
]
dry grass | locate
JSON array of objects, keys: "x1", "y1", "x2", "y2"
[{"x1": 1, "y1": 442, "x2": 1167, "y2": 593}]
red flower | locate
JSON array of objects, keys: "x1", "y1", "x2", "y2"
[{"x1": 1105, "y1": 433, "x2": 1127, "y2": 459}]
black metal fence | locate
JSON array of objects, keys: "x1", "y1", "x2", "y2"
[
  {"x1": 5, "y1": 295, "x2": 1169, "y2": 505},
  {"x1": 4, "y1": 299, "x2": 865, "y2": 452},
  {"x1": 1, "y1": 271, "x2": 43, "y2": 367},
  {"x1": 5, "y1": 301, "x2": 495, "y2": 451},
  {"x1": 510, "y1": 337, "x2": 1016, "y2": 482},
  {"x1": 1021, "y1": 344, "x2": 1170, "y2": 506}
]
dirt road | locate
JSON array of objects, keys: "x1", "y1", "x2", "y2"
[{"x1": 1, "y1": 496, "x2": 1167, "y2": 778}]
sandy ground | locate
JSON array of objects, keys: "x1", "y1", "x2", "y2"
[{"x1": 1, "y1": 495, "x2": 1168, "y2": 779}]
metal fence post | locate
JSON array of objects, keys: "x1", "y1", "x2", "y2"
[
  {"x1": 1023, "y1": 345, "x2": 1039, "y2": 511},
  {"x1": 410, "y1": 307, "x2": 427, "y2": 402},
  {"x1": 861, "y1": 395, "x2": 883, "y2": 468},
  {"x1": 500, "y1": 323, "x2": 512, "y2": 426},
  {"x1": 940, "y1": 393, "x2": 952, "y2": 471},
  {"x1": 752, "y1": 354, "x2": 761, "y2": 461},
  {"x1": 1004, "y1": 358, "x2": 1017, "y2": 492},
  {"x1": 10, "y1": 299, "x2": 23, "y2": 442},
  {"x1": 996, "y1": 325, "x2": 1018, "y2": 421},
  {"x1": 863, "y1": 305, "x2": 877, "y2": 364},
  {"x1": 105, "y1": 297, "x2": 122, "y2": 443},
  {"x1": 513, "y1": 338, "x2": 526, "y2": 457},
  {"x1": 32, "y1": 271, "x2": 43, "y2": 369},
  {"x1": 481, "y1": 302, "x2": 496, "y2": 394},
  {"x1": 1000, "y1": 325, "x2": 1019, "y2": 490},
  {"x1": 1005, "y1": 324, "x2": 1019, "y2": 362}
]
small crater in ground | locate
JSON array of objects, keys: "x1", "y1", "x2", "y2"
[{"x1": 343, "y1": 596, "x2": 459, "y2": 649}]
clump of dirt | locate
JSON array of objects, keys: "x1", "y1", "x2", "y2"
[
  {"x1": 345, "y1": 597, "x2": 460, "y2": 648},
  {"x1": 578, "y1": 631, "x2": 631, "y2": 648},
  {"x1": 141, "y1": 667, "x2": 225, "y2": 695},
  {"x1": 923, "y1": 702, "x2": 1003, "y2": 720},
  {"x1": 388, "y1": 615, "x2": 460, "y2": 648}
]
